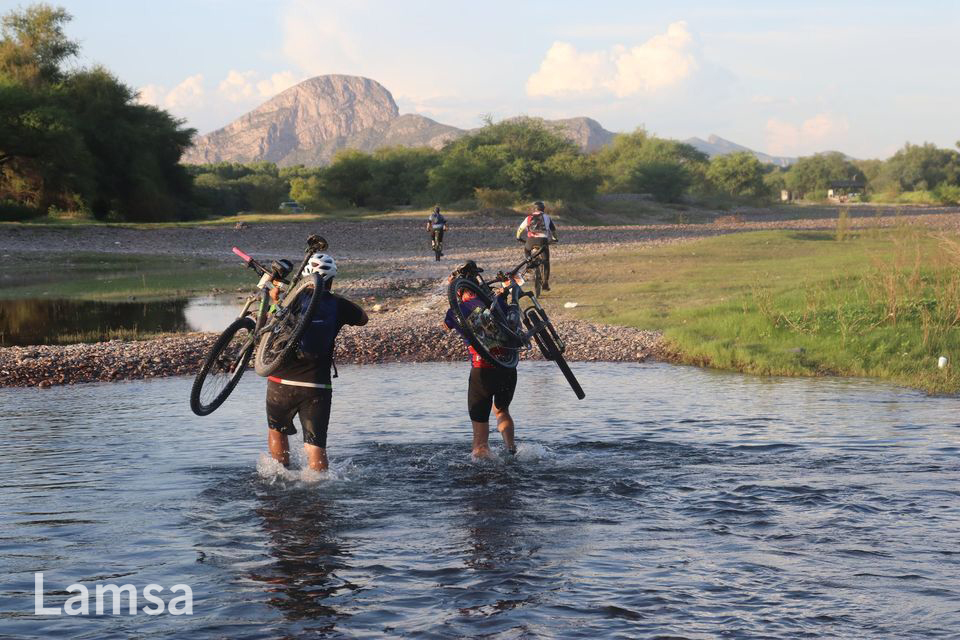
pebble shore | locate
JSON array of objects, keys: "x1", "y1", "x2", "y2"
[{"x1": 0, "y1": 310, "x2": 664, "y2": 388}]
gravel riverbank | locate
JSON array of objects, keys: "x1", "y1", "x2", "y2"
[
  {"x1": 4, "y1": 205, "x2": 957, "y2": 388},
  {"x1": 0, "y1": 311, "x2": 664, "y2": 388}
]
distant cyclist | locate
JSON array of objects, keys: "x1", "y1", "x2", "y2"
[
  {"x1": 515, "y1": 201, "x2": 558, "y2": 290},
  {"x1": 426, "y1": 205, "x2": 448, "y2": 259}
]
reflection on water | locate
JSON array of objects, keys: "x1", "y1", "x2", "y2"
[
  {"x1": 1, "y1": 362, "x2": 959, "y2": 638},
  {"x1": 0, "y1": 296, "x2": 240, "y2": 345}
]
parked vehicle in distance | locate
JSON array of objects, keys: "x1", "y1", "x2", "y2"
[{"x1": 278, "y1": 200, "x2": 304, "y2": 213}]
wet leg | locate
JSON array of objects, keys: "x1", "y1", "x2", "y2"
[{"x1": 268, "y1": 430, "x2": 290, "y2": 468}]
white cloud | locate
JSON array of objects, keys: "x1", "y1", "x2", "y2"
[
  {"x1": 526, "y1": 42, "x2": 612, "y2": 97},
  {"x1": 607, "y1": 21, "x2": 697, "y2": 96},
  {"x1": 765, "y1": 113, "x2": 850, "y2": 155},
  {"x1": 219, "y1": 70, "x2": 301, "y2": 103},
  {"x1": 136, "y1": 75, "x2": 205, "y2": 111},
  {"x1": 165, "y1": 74, "x2": 206, "y2": 110},
  {"x1": 526, "y1": 21, "x2": 698, "y2": 99}
]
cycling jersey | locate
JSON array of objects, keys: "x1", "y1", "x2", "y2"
[
  {"x1": 429, "y1": 212, "x2": 447, "y2": 229},
  {"x1": 444, "y1": 296, "x2": 505, "y2": 368},
  {"x1": 271, "y1": 292, "x2": 365, "y2": 385}
]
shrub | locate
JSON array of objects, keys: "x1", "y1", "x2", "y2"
[{"x1": 474, "y1": 187, "x2": 520, "y2": 208}]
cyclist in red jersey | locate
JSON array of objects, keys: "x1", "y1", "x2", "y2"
[{"x1": 443, "y1": 279, "x2": 517, "y2": 458}]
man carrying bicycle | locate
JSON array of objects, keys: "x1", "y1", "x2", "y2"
[
  {"x1": 516, "y1": 201, "x2": 558, "y2": 290},
  {"x1": 266, "y1": 253, "x2": 368, "y2": 472},
  {"x1": 427, "y1": 205, "x2": 448, "y2": 258},
  {"x1": 442, "y1": 268, "x2": 518, "y2": 459}
]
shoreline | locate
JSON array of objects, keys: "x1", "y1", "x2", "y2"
[{"x1": 0, "y1": 313, "x2": 664, "y2": 388}]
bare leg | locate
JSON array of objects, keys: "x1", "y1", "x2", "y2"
[
  {"x1": 268, "y1": 430, "x2": 290, "y2": 468},
  {"x1": 472, "y1": 420, "x2": 492, "y2": 458},
  {"x1": 304, "y1": 444, "x2": 328, "y2": 472},
  {"x1": 494, "y1": 407, "x2": 515, "y2": 454}
]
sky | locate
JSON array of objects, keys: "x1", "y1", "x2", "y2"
[{"x1": 36, "y1": 0, "x2": 959, "y2": 159}]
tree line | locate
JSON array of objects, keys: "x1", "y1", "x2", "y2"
[
  {"x1": 0, "y1": 4, "x2": 195, "y2": 221},
  {"x1": 3, "y1": 4, "x2": 959, "y2": 222}
]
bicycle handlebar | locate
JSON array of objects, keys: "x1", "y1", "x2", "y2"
[{"x1": 232, "y1": 246, "x2": 269, "y2": 276}]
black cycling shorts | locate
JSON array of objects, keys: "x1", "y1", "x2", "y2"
[
  {"x1": 467, "y1": 367, "x2": 517, "y2": 422},
  {"x1": 266, "y1": 380, "x2": 332, "y2": 448}
]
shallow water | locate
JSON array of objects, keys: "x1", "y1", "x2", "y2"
[
  {"x1": 1, "y1": 362, "x2": 958, "y2": 638},
  {"x1": 0, "y1": 296, "x2": 239, "y2": 345}
]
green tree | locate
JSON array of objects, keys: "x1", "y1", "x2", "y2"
[
  {"x1": 62, "y1": 67, "x2": 194, "y2": 220},
  {"x1": 784, "y1": 152, "x2": 860, "y2": 197},
  {"x1": 369, "y1": 146, "x2": 441, "y2": 206},
  {"x1": 0, "y1": 3, "x2": 78, "y2": 87},
  {"x1": 706, "y1": 151, "x2": 767, "y2": 198},
  {"x1": 323, "y1": 149, "x2": 374, "y2": 206},
  {"x1": 428, "y1": 117, "x2": 597, "y2": 202},
  {"x1": 595, "y1": 129, "x2": 708, "y2": 202},
  {"x1": 876, "y1": 143, "x2": 960, "y2": 192}
]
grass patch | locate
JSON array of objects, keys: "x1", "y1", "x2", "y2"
[{"x1": 551, "y1": 225, "x2": 960, "y2": 393}]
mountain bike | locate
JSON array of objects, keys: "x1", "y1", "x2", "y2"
[
  {"x1": 529, "y1": 250, "x2": 546, "y2": 297},
  {"x1": 189, "y1": 235, "x2": 328, "y2": 416},
  {"x1": 430, "y1": 227, "x2": 444, "y2": 261},
  {"x1": 447, "y1": 247, "x2": 585, "y2": 399}
]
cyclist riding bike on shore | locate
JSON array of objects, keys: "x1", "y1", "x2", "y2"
[
  {"x1": 515, "y1": 201, "x2": 558, "y2": 290},
  {"x1": 427, "y1": 205, "x2": 448, "y2": 259}
]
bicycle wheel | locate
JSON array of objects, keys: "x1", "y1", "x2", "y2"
[
  {"x1": 522, "y1": 308, "x2": 584, "y2": 399},
  {"x1": 254, "y1": 274, "x2": 322, "y2": 377},
  {"x1": 447, "y1": 277, "x2": 521, "y2": 369},
  {"x1": 190, "y1": 316, "x2": 256, "y2": 416},
  {"x1": 435, "y1": 237, "x2": 442, "y2": 261},
  {"x1": 533, "y1": 261, "x2": 543, "y2": 297}
]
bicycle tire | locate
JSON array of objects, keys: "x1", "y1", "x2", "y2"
[
  {"x1": 447, "y1": 277, "x2": 521, "y2": 369},
  {"x1": 254, "y1": 273, "x2": 322, "y2": 377},
  {"x1": 536, "y1": 328, "x2": 585, "y2": 400},
  {"x1": 190, "y1": 316, "x2": 256, "y2": 416},
  {"x1": 534, "y1": 261, "x2": 543, "y2": 297}
]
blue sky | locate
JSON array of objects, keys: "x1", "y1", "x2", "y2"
[{"x1": 45, "y1": 0, "x2": 958, "y2": 159}]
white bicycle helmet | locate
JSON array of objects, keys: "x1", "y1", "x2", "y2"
[{"x1": 302, "y1": 253, "x2": 337, "y2": 281}]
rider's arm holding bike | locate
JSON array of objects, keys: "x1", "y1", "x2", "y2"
[
  {"x1": 516, "y1": 218, "x2": 528, "y2": 243},
  {"x1": 333, "y1": 293, "x2": 369, "y2": 327},
  {"x1": 549, "y1": 217, "x2": 558, "y2": 243}
]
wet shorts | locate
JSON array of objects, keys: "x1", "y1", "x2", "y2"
[
  {"x1": 266, "y1": 380, "x2": 332, "y2": 448},
  {"x1": 467, "y1": 367, "x2": 517, "y2": 422}
]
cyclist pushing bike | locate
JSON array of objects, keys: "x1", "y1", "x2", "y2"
[
  {"x1": 426, "y1": 205, "x2": 448, "y2": 260},
  {"x1": 516, "y1": 201, "x2": 558, "y2": 291}
]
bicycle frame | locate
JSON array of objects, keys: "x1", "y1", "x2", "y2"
[
  {"x1": 229, "y1": 235, "x2": 328, "y2": 344},
  {"x1": 473, "y1": 245, "x2": 552, "y2": 350}
]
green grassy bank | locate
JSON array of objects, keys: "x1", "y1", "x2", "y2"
[{"x1": 551, "y1": 225, "x2": 960, "y2": 393}]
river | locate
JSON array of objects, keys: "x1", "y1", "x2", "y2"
[{"x1": 1, "y1": 362, "x2": 958, "y2": 638}]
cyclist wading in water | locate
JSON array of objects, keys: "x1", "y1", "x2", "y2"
[
  {"x1": 265, "y1": 253, "x2": 368, "y2": 471},
  {"x1": 443, "y1": 268, "x2": 517, "y2": 459},
  {"x1": 516, "y1": 201, "x2": 558, "y2": 290}
]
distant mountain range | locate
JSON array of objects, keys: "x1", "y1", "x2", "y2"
[
  {"x1": 181, "y1": 75, "x2": 795, "y2": 167},
  {"x1": 683, "y1": 135, "x2": 796, "y2": 167}
]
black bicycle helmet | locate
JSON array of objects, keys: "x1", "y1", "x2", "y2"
[
  {"x1": 434, "y1": 205, "x2": 441, "y2": 214},
  {"x1": 533, "y1": 201, "x2": 545, "y2": 212}
]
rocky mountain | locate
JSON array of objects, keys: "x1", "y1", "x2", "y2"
[
  {"x1": 182, "y1": 75, "x2": 619, "y2": 167},
  {"x1": 684, "y1": 134, "x2": 796, "y2": 167}
]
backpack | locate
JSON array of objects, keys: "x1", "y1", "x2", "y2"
[{"x1": 527, "y1": 214, "x2": 546, "y2": 234}]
